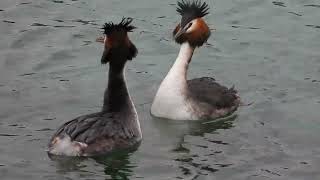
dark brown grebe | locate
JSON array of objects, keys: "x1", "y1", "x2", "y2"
[
  {"x1": 151, "y1": 1, "x2": 240, "y2": 120},
  {"x1": 48, "y1": 18, "x2": 142, "y2": 156}
]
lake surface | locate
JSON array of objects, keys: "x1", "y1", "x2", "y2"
[{"x1": 0, "y1": 0, "x2": 320, "y2": 179}]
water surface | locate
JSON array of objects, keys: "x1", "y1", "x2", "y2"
[{"x1": 0, "y1": 0, "x2": 320, "y2": 179}]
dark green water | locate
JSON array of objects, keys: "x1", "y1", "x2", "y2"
[{"x1": 0, "y1": 0, "x2": 320, "y2": 179}]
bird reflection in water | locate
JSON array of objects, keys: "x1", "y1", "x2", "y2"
[
  {"x1": 48, "y1": 149, "x2": 137, "y2": 180},
  {"x1": 152, "y1": 114, "x2": 237, "y2": 152},
  {"x1": 151, "y1": 114, "x2": 237, "y2": 179}
]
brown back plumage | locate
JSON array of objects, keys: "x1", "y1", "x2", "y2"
[{"x1": 187, "y1": 77, "x2": 239, "y2": 109}]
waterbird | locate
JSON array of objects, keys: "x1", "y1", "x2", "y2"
[
  {"x1": 48, "y1": 18, "x2": 142, "y2": 156},
  {"x1": 151, "y1": 0, "x2": 240, "y2": 120}
]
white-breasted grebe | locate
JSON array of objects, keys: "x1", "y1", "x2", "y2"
[
  {"x1": 151, "y1": 1, "x2": 240, "y2": 120},
  {"x1": 48, "y1": 18, "x2": 142, "y2": 156}
]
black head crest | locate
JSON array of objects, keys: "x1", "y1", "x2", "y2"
[
  {"x1": 177, "y1": 0, "x2": 209, "y2": 18},
  {"x1": 176, "y1": 0, "x2": 209, "y2": 27},
  {"x1": 103, "y1": 17, "x2": 136, "y2": 35}
]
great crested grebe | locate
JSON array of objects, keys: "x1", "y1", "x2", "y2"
[
  {"x1": 151, "y1": 0, "x2": 240, "y2": 120},
  {"x1": 48, "y1": 18, "x2": 142, "y2": 156}
]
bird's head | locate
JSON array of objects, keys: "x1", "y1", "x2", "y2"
[
  {"x1": 173, "y1": 0, "x2": 211, "y2": 47},
  {"x1": 96, "y1": 17, "x2": 138, "y2": 64}
]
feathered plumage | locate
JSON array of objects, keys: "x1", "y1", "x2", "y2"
[
  {"x1": 103, "y1": 17, "x2": 136, "y2": 35},
  {"x1": 48, "y1": 17, "x2": 141, "y2": 156},
  {"x1": 176, "y1": 0, "x2": 210, "y2": 29},
  {"x1": 176, "y1": 0, "x2": 209, "y2": 18},
  {"x1": 151, "y1": 1, "x2": 240, "y2": 120}
]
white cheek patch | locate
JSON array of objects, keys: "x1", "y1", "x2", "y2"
[
  {"x1": 49, "y1": 135, "x2": 88, "y2": 156},
  {"x1": 185, "y1": 20, "x2": 197, "y2": 33},
  {"x1": 104, "y1": 35, "x2": 107, "y2": 44}
]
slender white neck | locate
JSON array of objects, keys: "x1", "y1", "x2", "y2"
[
  {"x1": 151, "y1": 42, "x2": 196, "y2": 120},
  {"x1": 164, "y1": 42, "x2": 195, "y2": 85}
]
